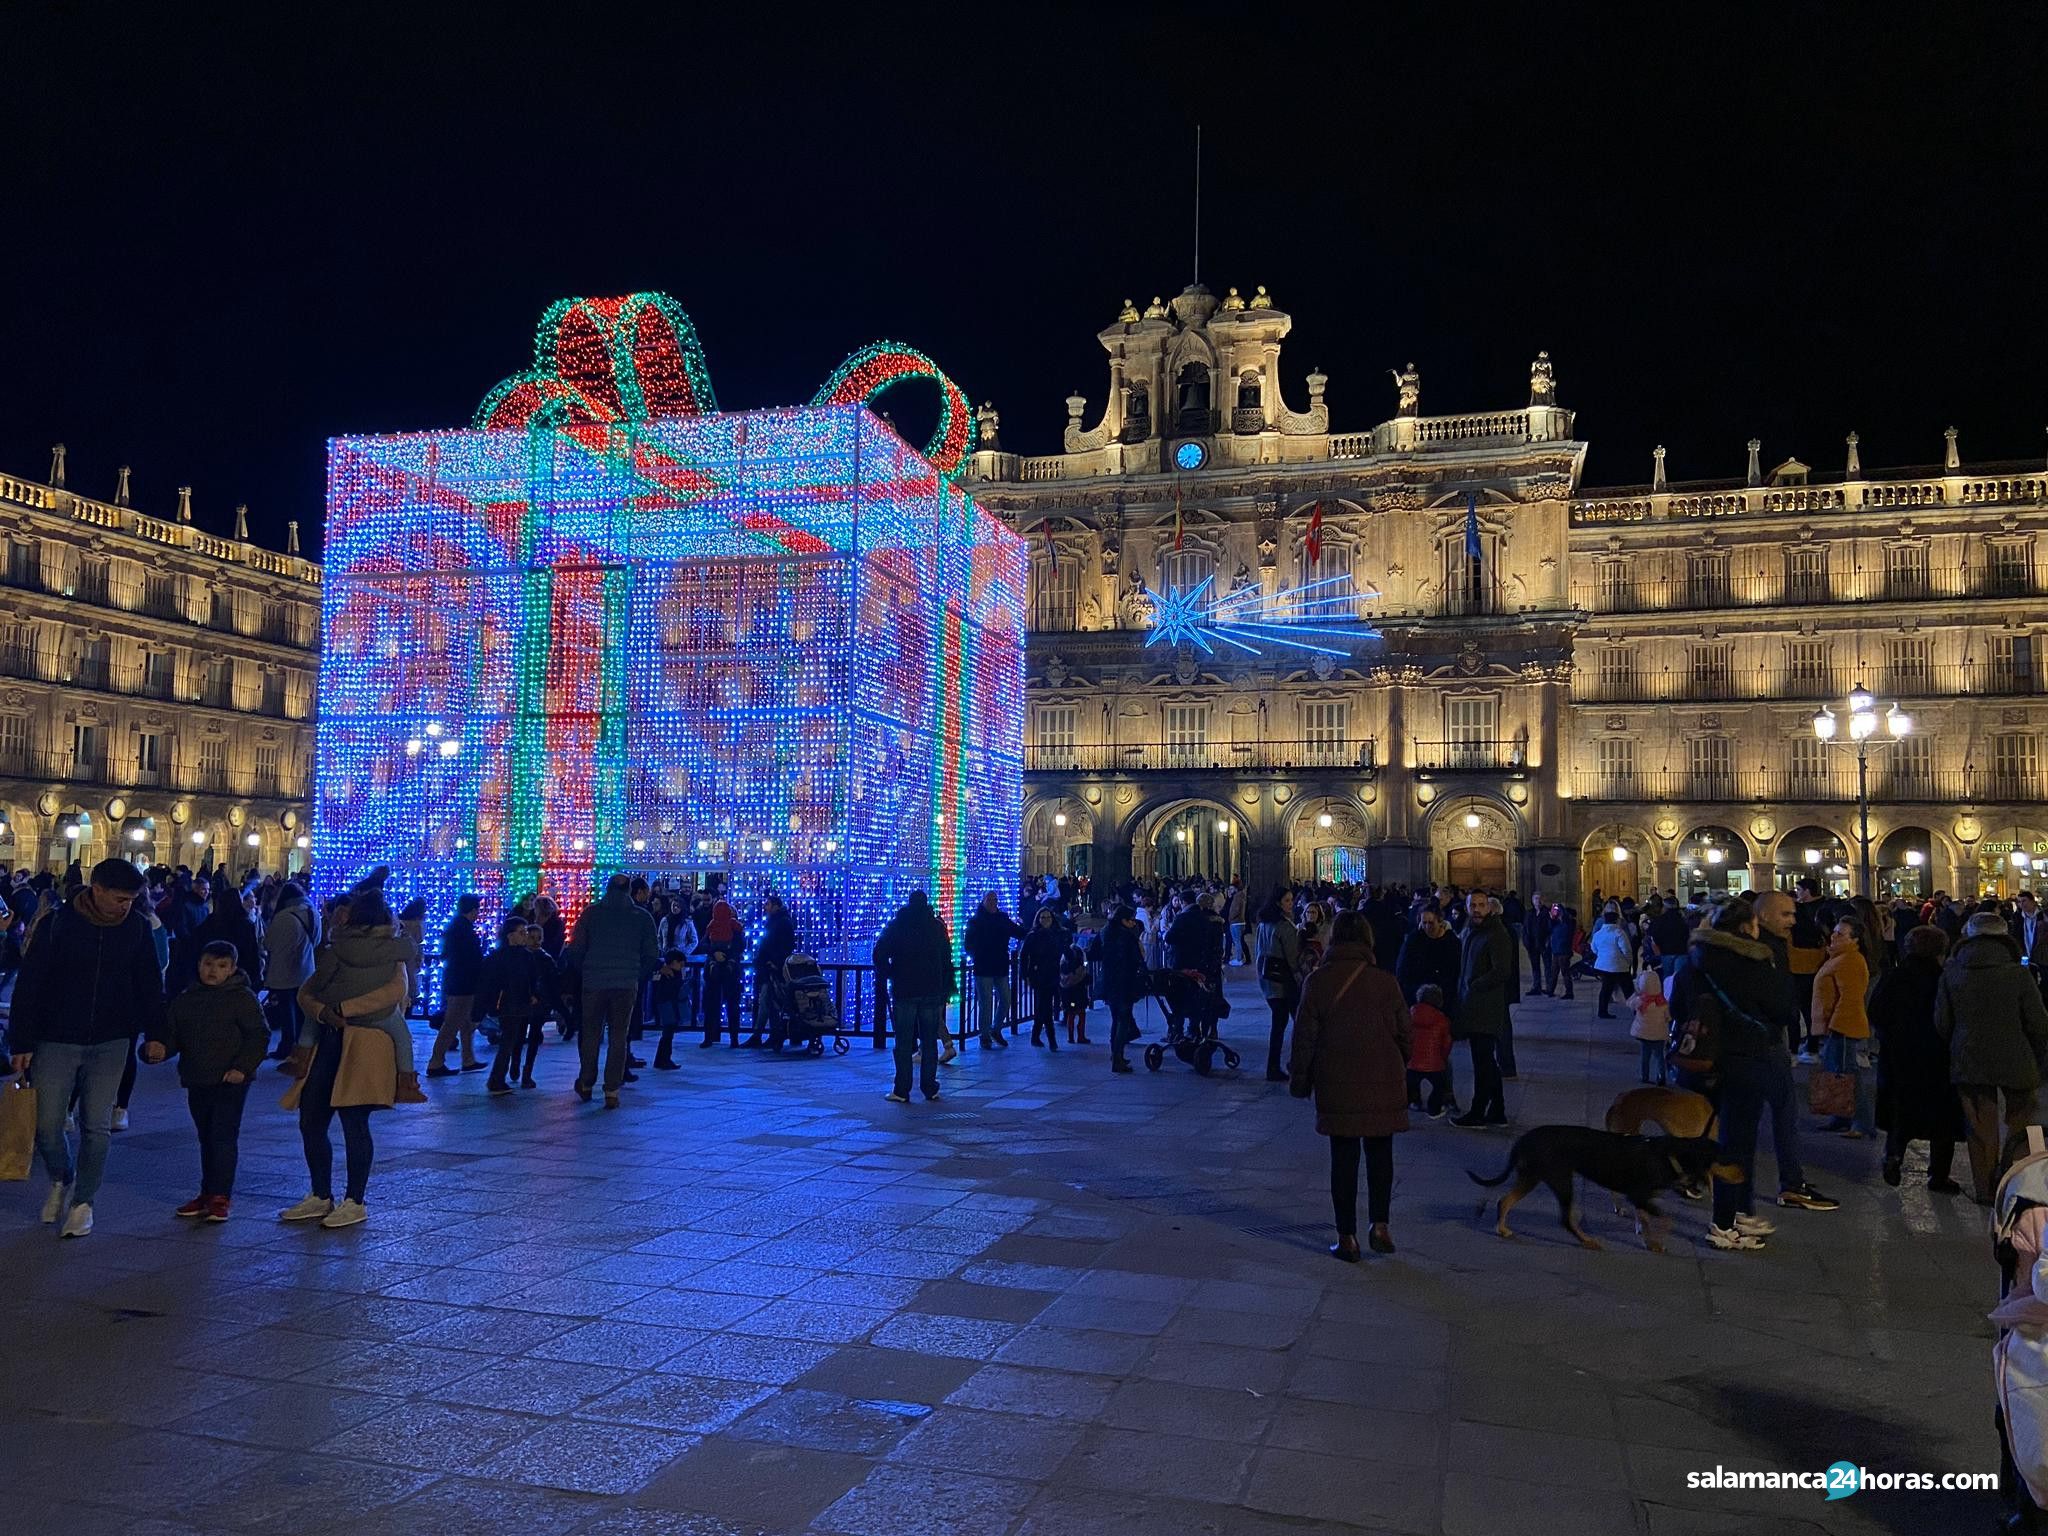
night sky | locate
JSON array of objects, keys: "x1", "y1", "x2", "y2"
[{"x1": 6, "y1": 6, "x2": 2044, "y2": 555}]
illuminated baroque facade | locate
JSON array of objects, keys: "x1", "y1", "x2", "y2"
[
  {"x1": 0, "y1": 459, "x2": 318, "y2": 872},
  {"x1": 967, "y1": 283, "x2": 2048, "y2": 904}
]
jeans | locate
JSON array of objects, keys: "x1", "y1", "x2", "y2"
[
  {"x1": 1714, "y1": 1054, "x2": 1770, "y2": 1228},
  {"x1": 893, "y1": 996, "x2": 945, "y2": 1097},
  {"x1": 578, "y1": 986, "x2": 636, "y2": 1093},
  {"x1": 652, "y1": 998, "x2": 683, "y2": 1062},
  {"x1": 1760, "y1": 1048, "x2": 1805, "y2": 1193},
  {"x1": 1329, "y1": 1134, "x2": 1393, "y2": 1234},
  {"x1": 264, "y1": 988, "x2": 302, "y2": 1055},
  {"x1": 31, "y1": 1038, "x2": 128, "y2": 1202},
  {"x1": 703, "y1": 965, "x2": 742, "y2": 1045},
  {"x1": 186, "y1": 1081, "x2": 251, "y2": 1197},
  {"x1": 1543, "y1": 952, "x2": 1574, "y2": 997},
  {"x1": 1467, "y1": 1036, "x2": 1505, "y2": 1120},
  {"x1": 1109, "y1": 998, "x2": 1139, "y2": 1067},
  {"x1": 1638, "y1": 1039, "x2": 1667, "y2": 1083},
  {"x1": 1596, "y1": 971, "x2": 1634, "y2": 1018},
  {"x1": 490, "y1": 1014, "x2": 536, "y2": 1088},
  {"x1": 1266, "y1": 997, "x2": 1293, "y2": 1076},
  {"x1": 974, "y1": 973, "x2": 1009, "y2": 1042},
  {"x1": 1228, "y1": 922, "x2": 1245, "y2": 965},
  {"x1": 1822, "y1": 1032, "x2": 1877, "y2": 1134},
  {"x1": 299, "y1": 1025, "x2": 374, "y2": 1204}
]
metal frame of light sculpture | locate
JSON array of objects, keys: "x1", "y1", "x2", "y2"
[{"x1": 319, "y1": 296, "x2": 1022, "y2": 962}]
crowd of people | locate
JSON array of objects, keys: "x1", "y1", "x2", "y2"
[{"x1": 6, "y1": 855, "x2": 2045, "y2": 1269}]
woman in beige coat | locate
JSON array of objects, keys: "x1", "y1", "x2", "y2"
[{"x1": 1289, "y1": 911, "x2": 1414, "y2": 1260}]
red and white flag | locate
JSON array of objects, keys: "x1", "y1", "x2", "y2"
[{"x1": 1304, "y1": 500, "x2": 1325, "y2": 564}]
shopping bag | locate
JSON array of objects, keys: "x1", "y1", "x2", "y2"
[
  {"x1": 0, "y1": 1078, "x2": 37, "y2": 1181},
  {"x1": 1808, "y1": 1068, "x2": 1855, "y2": 1119}
]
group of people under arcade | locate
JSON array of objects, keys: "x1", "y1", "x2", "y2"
[{"x1": 6, "y1": 854, "x2": 2048, "y2": 1270}]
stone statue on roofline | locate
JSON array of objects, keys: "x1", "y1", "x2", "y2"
[{"x1": 1390, "y1": 362, "x2": 1420, "y2": 417}]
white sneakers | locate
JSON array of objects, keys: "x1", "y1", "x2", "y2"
[
  {"x1": 1733, "y1": 1212, "x2": 1777, "y2": 1236},
  {"x1": 1707, "y1": 1223, "x2": 1766, "y2": 1251},
  {"x1": 111, "y1": 1107, "x2": 129, "y2": 1132},
  {"x1": 278, "y1": 1194, "x2": 334, "y2": 1223},
  {"x1": 60, "y1": 1203, "x2": 93, "y2": 1239},
  {"x1": 41, "y1": 1181, "x2": 72, "y2": 1224},
  {"x1": 320, "y1": 1200, "x2": 368, "y2": 1229}
]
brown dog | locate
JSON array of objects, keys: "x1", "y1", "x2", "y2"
[
  {"x1": 1605, "y1": 1085, "x2": 1717, "y2": 1141},
  {"x1": 1470, "y1": 1127, "x2": 1744, "y2": 1252}
]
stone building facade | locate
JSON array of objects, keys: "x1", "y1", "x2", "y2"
[
  {"x1": 0, "y1": 456, "x2": 318, "y2": 874},
  {"x1": 966, "y1": 283, "x2": 2048, "y2": 906}
]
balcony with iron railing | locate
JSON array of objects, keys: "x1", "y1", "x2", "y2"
[
  {"x1": 1568, "y1": 767, "x2": 2039, "y2": 804},
  {"x1": 1025, "y1": 738, "x2": 1379, "y2": 774},
  {"x1": 0, "y1": 743, "x2": 304, "y2": 801},
  {"x1": 1570, "y1": 559, "x2": 2044, "y2": 615},
  {"x1": 1572, "y1": 662, "x2": 2046, "y2": 706},
  {"x1": 0, "y1": 641, "x2": 304, "y2": 722},
  {"x1": 0, "y1": 557, "x2": 316, "y2": 651},
  {"x1": 1411, "y1": 739, "x2": 1528, "y2": 774}
]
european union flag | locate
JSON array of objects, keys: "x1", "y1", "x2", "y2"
[{"x1": 1464, "y1": 490, "x2": 1482, "y2": 562}]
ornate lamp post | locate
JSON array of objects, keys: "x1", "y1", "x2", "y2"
[{"x1": 1811, "y1": 683, "x2": 1911, "y2": 896}]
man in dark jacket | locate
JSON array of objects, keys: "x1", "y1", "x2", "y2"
[
  {"x1": 429, "y1": 894, "x2": 486, "y2": 1076},
  {"x1": 566, "y1": 875, "x2": 659, "y2": 1108},
  {"x1": 1449, "y1": 893, "x2": 1517, "y2": 1128},
  {"x1": 963, "y1": 893, "x2": 1023, "y2": 1049},
  {"x1": 1098, "y1": 905, "x2": 1146, "y2": 1074},
  {"x1": 1646, "y1": 896, "x2": 1691, "y2": 976},
  {"x1": 874, "y1": 891, "x2": 954, "y2": 1103},
  {"x1": 1394, "y1": 908, "x2": 1461, "y2": 1005},
  {"x1": 1744, "y1": 890, "x2": 1837, "y2": 1216},
  {"x1": 1166, "y1": 895, "x2": 1226, "y2": 984},
  {"x1": 1520, "y1": 897, "x2": 1550, "y2": 987},
  {"x1": 1935, "y1": 912, "x2": 2048, "y2": 1202},
  {"x1": 752, "y1": 895, "x2": 799, "y2": 1050},
  {"x1": 10, "y1": 859, "x2": 167, "y2": 1238}
]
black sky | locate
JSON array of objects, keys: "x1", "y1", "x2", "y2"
[{"x1": 6, "y1": 4, "x2": 2045, "y2": 556}]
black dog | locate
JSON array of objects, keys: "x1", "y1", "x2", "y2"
[{"x1": 1468, "y1": 1126, "x2": 1744, "y2": 1252}]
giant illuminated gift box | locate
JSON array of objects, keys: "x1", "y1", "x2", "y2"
[{"x1": 315, "y1": 304, "x2": 1025, "y2": 959}]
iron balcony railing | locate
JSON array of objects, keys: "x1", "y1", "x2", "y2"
[
  {"x1": 1568, "y1": 768, "x2": 2039, "y2": 804},
  {"x1": 1411, "y1": 739, "x2": 1528, "y2": 773},
  {"x1": 1572, "y1": 661, "x2": 2046, "y2": 706},
  {"x1": 1570, "y1": 560, "x2": 2044, "y2": 615},
  {"x1": 0, "y1": 638, "x2": 303, "y2": 721},
  {"x1": 1025, "y1": 738, "x2": 1378, "y2": 773}
]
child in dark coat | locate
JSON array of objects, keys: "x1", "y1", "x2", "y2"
[
  {"x1": 1404, "y1": 982, "x2": 1456, "y2": 1119},
  {"x1": 1059, "y1": 936, "x2": 1092, "y2": 1044},
  {"x1": 650, "y1": 951, "x2": 688, "y2": 1069},
  {"x1": 143, "y1": 939, "x2": 269, "y2": 1220}
]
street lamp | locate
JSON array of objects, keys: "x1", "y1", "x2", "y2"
[{"x1": 1812, "y1": 683, "x2": 1912, "y2": 896}]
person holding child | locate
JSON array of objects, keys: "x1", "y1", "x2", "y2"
[{"x1": 143, "y1": 939, "x2": 268, "y2": 1220}]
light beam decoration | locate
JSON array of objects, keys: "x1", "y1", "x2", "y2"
[
  {"x1": 1143, "y1": 573, "x2": 1379, "y2": 659},
  {"x1": 319, "y1": 298, "x2": 1023, "y2": 961}
]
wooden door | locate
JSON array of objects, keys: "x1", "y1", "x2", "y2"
[{"x1": 1447, "y1": 847, "x2": 1507, "y2": 891}]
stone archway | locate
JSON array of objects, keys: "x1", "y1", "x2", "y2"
[
  {"x1": 1131, "y1": 796, "x2": 1249, "y2": 883},
  {"x1": 1024, "y1": 795, "x2": 1097, "y2": 879},
  {"x1": 1424, "y1": 793, "x2": 1521, "y2": 892},
  {"x1": 1579, "y1": 821, "x2": 1656, "y2": 908},
  {"x1": 1284, "y1": 793, "x2": 1373, "y2": 882}
]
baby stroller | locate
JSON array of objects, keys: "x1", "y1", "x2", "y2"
[
  {"x1": 768, "y1": 954, "x2": 850, "y2": 1056},
  {"x1": 1993, "y1": 1125, "x2": 2048, "y2": 1529},
  {"x1": 1140, "y1": 966, "x2": 1238, "y2": 1075}
]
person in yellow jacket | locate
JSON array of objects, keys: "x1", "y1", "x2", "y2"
[{"x1": 1814, "y1": 919, "x2": 1874, "y2": 1137}]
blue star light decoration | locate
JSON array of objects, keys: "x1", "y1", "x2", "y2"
[{"x1": 1144, "y1": 574, "x2": 1378, "y2": 658}]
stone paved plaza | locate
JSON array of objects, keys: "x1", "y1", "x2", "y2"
[{"x1": 0, "y1": 977, "x2": 2003, "y2": 1536}]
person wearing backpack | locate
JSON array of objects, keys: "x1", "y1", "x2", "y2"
[{"x1": 1255, "y1": 893, "x2": 1305, "y2": 1084}]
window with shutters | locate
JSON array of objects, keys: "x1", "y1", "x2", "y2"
[
  {"x1": 1160, "y1": 547, "x2": 1214, "y2": 597},
  {"x1": 1297, "y1": 541, "x2": 1354, "y2": 617},
  {"x1": 77, "y1": 635, "x2": 111, "y2": 690},
  {"x1": 1691, "y1": 644, "x2": 1732, "y2": 688},
  {"x1": 71, "y1": 723, "x2": 102, "y2": 778},
  {"x1": 141, "y1": 649, "x2": 174, "y2": 700},
  {"x1": 1992, "y1": 635, "x2": 2038, "y2": 695},
  {"x1": 1688, "y1": 553, "x2": 1729, "y2": 607},
  {"x1": 1990, "y1": 732, "x2": 2040, "y2": 799},
  {"x1": 1164, "y1": 704, "x2": 1208, "y2": 767},
  {"x1": 1785, "y1": 547, "x2": 1828, "y2": 604},
  {"x1": 1988, "y1": 541, "x2": 2035, "y2": 597},
  {"x1": 144, "y1": 571, "x2": 179, "y2": 619},
  {"x1": 6, "y1": 540, "x2": 35, "y2": 588},
  {"x1": 1597, "y1": 646, "x2": 1638, "y2": 698},
  {"x1": 254, "y1": 744, "x2": 280, "y2": 795},
  {"x1": 1886, "y1": 735, "x2": 1934, "y2": 796},
  {"x1": 135, "y1": 732, "x2": 162, "y2": 785},
  {"x1": 1788, "y1": 735, "x2": 1830, "y2": 791},
  {"x1": 76, "y1": 557, "x2": 110, "y2": 605},
  {"x1": 1302, "y1": 701, "x2": 1349, "y2": 766},
  {"x1": 1595, "y1": 737, "x2": 1636, "y2": 792},
  {"x1": 1032, "y1": 555, "x2": 1078, "y2": 632},
  {"x1": 1597, "y1": 561, "x2": 1630, "y2": 610},
  {"x1": 260, "y1": 669, "x2": 286, "y2": 715},
  {"x1": 1886, "y1": 544, "x2": 1929, "y2": 599},
  {"x1": 197, "y1": 737, "x2": 228, "y2": 792},
  {"x1": 204, "y1": 657, "x2": 233, "y2": 708},
  {"x1": 0, "y1": 714, "x2": 26, "y2": 772},
  {"x1": 1034, "y1": 705, "x2": 1077, "y2": 757},
  {"x1": 1688, "y1": 735, "x2": 1733, "y2": 792},
  {"x1": 1786, "y1": 639, "x2": 1832, "y2": 690},
  {"x1": 1886, "y1": 636, "x2": 1931, "y2": 693},
  {"x1": 0, "y1": 622, "x2": 33, "y2": 678}
]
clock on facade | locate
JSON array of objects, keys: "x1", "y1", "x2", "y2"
[{"x1": 1173, "y1": 440, "x2": 1207, "y2": 471}]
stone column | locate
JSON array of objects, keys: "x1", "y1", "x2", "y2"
[
  {"x1": 1748, "y1": 860, "x2": 1776, "y2": 894},
  {"x1": 1654, "y1": 856, "x2": 1679, "y2": 893}
]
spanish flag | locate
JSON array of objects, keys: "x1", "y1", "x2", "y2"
[
  {"x1": 1305, "y1": 500, "x2": 1324, "y2": 564},
  {"x1": 1173, "y1": 485, "x2": 1184, "y2": 552}
]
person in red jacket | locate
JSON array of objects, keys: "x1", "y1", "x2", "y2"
[{"x1": 1405, "y1": 982, "x2": 1456, "y2": 1118}]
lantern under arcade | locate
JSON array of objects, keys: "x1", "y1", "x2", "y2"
[{"x1": 314, "y1": 299, "x2": 1025, "y2": 956}]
